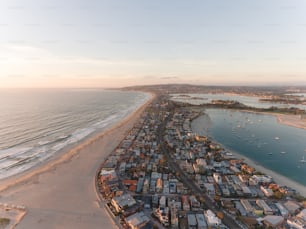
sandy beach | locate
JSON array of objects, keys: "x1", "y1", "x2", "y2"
[
  {"x1": 0, "y1": 93, "x2": 154, "y2": 229},
  {"x1": 239, "y1": 110, "x2": 306, "y2": 131},
  {"x1": 195, "y1": 109, "x2": 306, "y2": 197},
  {"x1": 230, "y1": 150, "x2": 306, "y2": 197},
  {"x1": 255, "y1": 112, "x2": 306, "y2": 196},
  {"x1": 0, "y1": 92, "x2": 305, "y2": 228},
  {"x1": 276, "y1": 113, "x2": 306, "y2": 130}
]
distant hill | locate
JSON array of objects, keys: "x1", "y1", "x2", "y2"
[{"x1": 121, "y1": 84, "x2": 306, "y2": 96}]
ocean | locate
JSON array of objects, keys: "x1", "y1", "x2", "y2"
[
  {"x1": 191, "y1": 109, "x2": 306, "y2": 188},
  {"x1": 0, "y1": 89, "x2": 150, "y2": 179}
]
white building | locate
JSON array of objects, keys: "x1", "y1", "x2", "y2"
[
  {"x1": 297, "y1": 209, "x2": 306, "y2": 222},
  {"x1": 260, "y1": 186, "x2": 274, "y2": 197},
  {"x1": 204, "y1": 210, "x2": 221, "y2": 227},
  {"x1": 252, "y1": 175, "x2": 272, "y2": 184},
  {"x1": 287, "y1": 218, "x2": 306, "y2": 229},
  {"x1": 213, "y1": 173, "x2": 222, "y2": 184}
]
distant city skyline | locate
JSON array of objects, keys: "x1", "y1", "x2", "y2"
[{"x1": 1, "y1": 0, "x2": 306, "y2": 88}]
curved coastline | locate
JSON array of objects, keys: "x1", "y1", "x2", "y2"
[
  {"x1": 276, "y1": 113, "x2": 306, "y2": 130},
  {"x1": 0, "y1": 92, "x2": 152, "y2": 191},
  {"x1": 219, "y1": 144, "x2": 306, "y2": 197},
  {"x1": 231, "y1": 149, "x2": 306, "y2": 197},
  {"x1": 238, "y1": 109, "x2": 306, "y2": 131},
  {"x1": 192, "y1": 110, "x2": 306, "y2": 197},
  {"x1": 0, "y1": 91, "x2": 155, "y2": 229}
]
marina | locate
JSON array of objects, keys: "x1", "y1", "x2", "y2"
[{"x1": 192, "y1": 109, "x2": 306, "y2": 187}]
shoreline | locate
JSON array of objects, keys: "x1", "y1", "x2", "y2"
[
  {"x1": 0, "y1": 91, "x2": 155, "y2": 229},
  {"x1": 238, "y1": 109, "x2": 306, "y2": 131},
  {"x1": 229, "y1": 149, "x2": 306, "y2": 197},
  {"x1": 0, "y1": 92, "x2": 152, "y2": 192},
  {"x1": 193, "y1": 109, "x2": 306, "y2": 197},
  {"x1": 275, "y1": 113, "x2": 306, "y2": 130},
  {"x1": 206, "y1": 133, "x2": 306, "y2": 197}
]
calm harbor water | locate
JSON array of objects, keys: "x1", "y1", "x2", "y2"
[
  {"x1": 171, "y1": 93, "x2": 306, "y2": 110},
  {"x1": 192, "y1": 109, "x2": 306, "y2": 187},
  {"x1": 0, "y1": 89, "x2": 150, "y2": 179}
]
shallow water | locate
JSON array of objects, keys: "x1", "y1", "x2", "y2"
[
  {"x1": 0, "y1": 89, "x2": 149, "y2": 179},
  {"x1": 192, "y1": 109, "x2": 306, "y2": 187},
  {"x1": 171, "y1": 93, "x2": 306, "y2": 110}
]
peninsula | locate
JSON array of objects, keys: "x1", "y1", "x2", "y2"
[
  {"x1": 1, "y1": 85, "x2": 306, "y2": 229},
  {"x1": 96, "y1": 85, "x2": 306, "y2": 229}
]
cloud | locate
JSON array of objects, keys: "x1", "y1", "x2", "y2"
[{"x1": 160, "y1": 76, "x2": 179, "y2": 80}]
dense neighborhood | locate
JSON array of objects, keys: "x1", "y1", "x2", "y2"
[{"x1": 97, "y1": 95, "x2": 306, "y2": 229}]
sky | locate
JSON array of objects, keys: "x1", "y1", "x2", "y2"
[{"x1": 0, "y1": 0, "x2": 306, "y2": 88}]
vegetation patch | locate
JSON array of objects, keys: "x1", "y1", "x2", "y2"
[{"x1": 0, "y1": 218, "x2": 10, "y2": 229}]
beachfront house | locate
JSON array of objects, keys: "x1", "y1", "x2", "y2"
[
  {"x1": 111, "y1": 193, "x2": 137, "y2": 213},
  {"x1": 125, "y1": 211, "x2": 150, "y2": 229}
]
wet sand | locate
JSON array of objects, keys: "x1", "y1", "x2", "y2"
[
  {"x1": 255, "y1": 113, "x2": 306, "y2": 196},
  {"x1": 276, "y1": 113, "x2": 306, "y2": 130},
  {"x1": 240, "y1": 110, "x2": 306, "y2": 131},
  {"x1": 0, "y1": 93, "x2": 155, "y2": 229},
  {"x1": 231, "y1": 150, "x2": 306, "y2": 197},
  {"x1": 193, "y1": 110, "x2": 306, "y2": 197}
]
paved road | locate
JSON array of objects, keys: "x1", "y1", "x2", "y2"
[{"x1": 156, "y1": 105, "x2": 243, "y2": 229}]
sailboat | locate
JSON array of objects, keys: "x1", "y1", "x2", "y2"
[{"x1": 300, "y1": 156, "x2": 306, "y2": 163}]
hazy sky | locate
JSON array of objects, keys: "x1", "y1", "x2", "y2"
[{"x1": 1, "y1": 0, "x2": 306, "y2": 88}]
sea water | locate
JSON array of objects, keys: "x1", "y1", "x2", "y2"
[{"x1": 0, "y1": 89, "x2": 150, "y2": 179}]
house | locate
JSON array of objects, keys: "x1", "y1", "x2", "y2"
[
  {"x1": 284, "y1": 200, "x2": 301, "y2": 214},
  {"x1": 234, "y1": 201, "x2": 247, "y2": 216},
  {"x1": 287, "y1": 218, "x2": 306, "y2": 229},
  {"x1": 122, "y1": 180, "x2": 138, "y2": 192},
  {"x1": 241, "y1": 199, "x2": 253, "y2": 214},
  {"x1": 260, "y1": 186, "x2": 273, "y2": 197},
  {"x1": 125, "y1": 211, "x2": 150, "y2": 229},
  {"x1": 256, "y1": 199, "x2": 273, "y2": 215},
  {"x1": 169, "y1": 182, "x2": 177, "y2": 194},
  {"x1": 136, "y1": 178, "x2": 144, "y2": 193},
  {"x1": 187, "y1": 214, "x2": 197, "y2": 229},
  {"x1": 159, "y1": 196, "x2": 166, "y2": 208},
  {"x1": 170, "y1": 207, "x2": 178, "y2": 228},
  {"x1": 111, "y1": 193, "x2": 137, "y2": 213},
  {"x1": 275, "y1": 203, "x2": 289, "y2": 218},
  {"x1": 156, "y1": 178, "x2": 163, "y2": 193},
  {"x1": 196, "y1": 213, "x2": 208, "y2": 229},
  {"x1": 252, "y1": 175, "x2": 273, "y2": 184},
  {"x1": 213, "y1": 173, "x2": 222, "y2": 184},
  {"x1": 100, "y1": 169, "x2": 117, "y2": 182},
  {"x1": 189, "y1": 196, "x2": 200, "y2": 210},
  {"x1": 241, "y1": 186, "x2": 252, "y2": 197},
  {"x1": 163, "y1": 180, "x2": 169, "y2": 194},
  {"x1": 297, "y1": 209, "x2": 306, "y2": 225},
  {"x1": 181, "y1": 195, "x2": 190, "y2": 211},
  {"x1": 204, "y1": 183, "x2": 215, "y2": 195},
  {"x1": 204, "y1": 210, "x2": 221, "y2": 227},
  {"x1": 262, "y1": 215, "x2": 284, "y2": 228}
]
